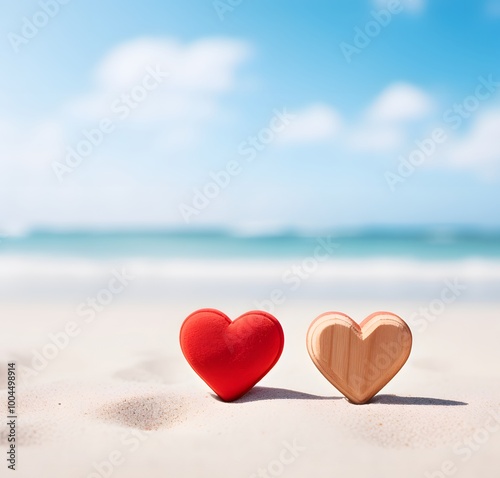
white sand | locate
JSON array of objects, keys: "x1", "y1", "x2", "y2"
[{"x1": 1, "y1": 300, "x2": 500, "y2": 478}]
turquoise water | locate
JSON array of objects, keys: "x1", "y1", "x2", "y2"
[{"x1": 1, "y1": 229, "x2": 500, "y2": 260}]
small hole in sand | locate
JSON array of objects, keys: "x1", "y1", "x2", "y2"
[
  {"x1": 97, "y1": 394, "x2": 186, "y2": 430},
  {"x1": 0, "y1": 419, "x2": 53, "y2": 447}
]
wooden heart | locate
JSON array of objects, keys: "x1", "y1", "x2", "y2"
[
  {"x1": 180, "y1": 309, "x2": 284, "y2": 402},
  {"x1": 306, "y1": 311, "x2": 412, "y2": 404}
]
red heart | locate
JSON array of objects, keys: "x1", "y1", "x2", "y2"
[{"x1": 180, "y1": 309, "x2": 284, "y2": 401}]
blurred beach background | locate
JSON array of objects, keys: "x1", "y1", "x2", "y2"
[
  {"x1": 1, "y1": 228, "x2": 500, "y2": 304},
  {"x1": 1, "y1": 1, "x2": 500, "y2": 477}
]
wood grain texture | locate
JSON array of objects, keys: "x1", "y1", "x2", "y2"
[{"x1": 306, "y1": 311, "x2": 412, "y2": 404}]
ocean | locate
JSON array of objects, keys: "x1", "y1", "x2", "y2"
[
  {"x1": 1, "y1": 229, "x2": 499, "y2": 303},
  {"x1": 2, "y1": 228, "x2": 500, "y2": 259}
]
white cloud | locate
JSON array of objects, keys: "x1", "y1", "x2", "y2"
[
  {"x1": 275, "y1": 83, "x2": 433, "y2": 153},
  {"x1": 345, "y1": 125, "x2": 405, "y2": 152},
  {"x1": 366, "y1": 83, "x2": 434, "y2": 122},
  {"x1": 0, "y1": 36, "x2": 254, "y2": 231},
  {"x1": 277, "y1": 104, "x2": 342, "y2": 144},
  {"x1": 95, "y1": 37, "x2": 249, "y2": 92},
  {"x1": 447, "y1": 110, "x2": 500, "y2": 170},
  {"x1": 70, "y1": 37, "x2": 251, "y2": 122},
  {"x1": 341, "y1": 82, "x2": 434, "y2": 153},
  {"x1": 373, "y1": 0, "x2": 426, "y2": 14},
  {"x1": 0, "y1": 120, "x2": 64, "y2": 171}
]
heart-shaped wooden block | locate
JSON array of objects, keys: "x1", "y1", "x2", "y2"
[
  {"x1": 306, "y1": 311, "x2": 412, "y2": 404},
  {"x1": 180, "y1": 309, "x2": 284, "y2": 402}
]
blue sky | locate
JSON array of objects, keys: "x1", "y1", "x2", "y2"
[{"x1": 1, "y1": 0, "x2": 500, "y2": 234}]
